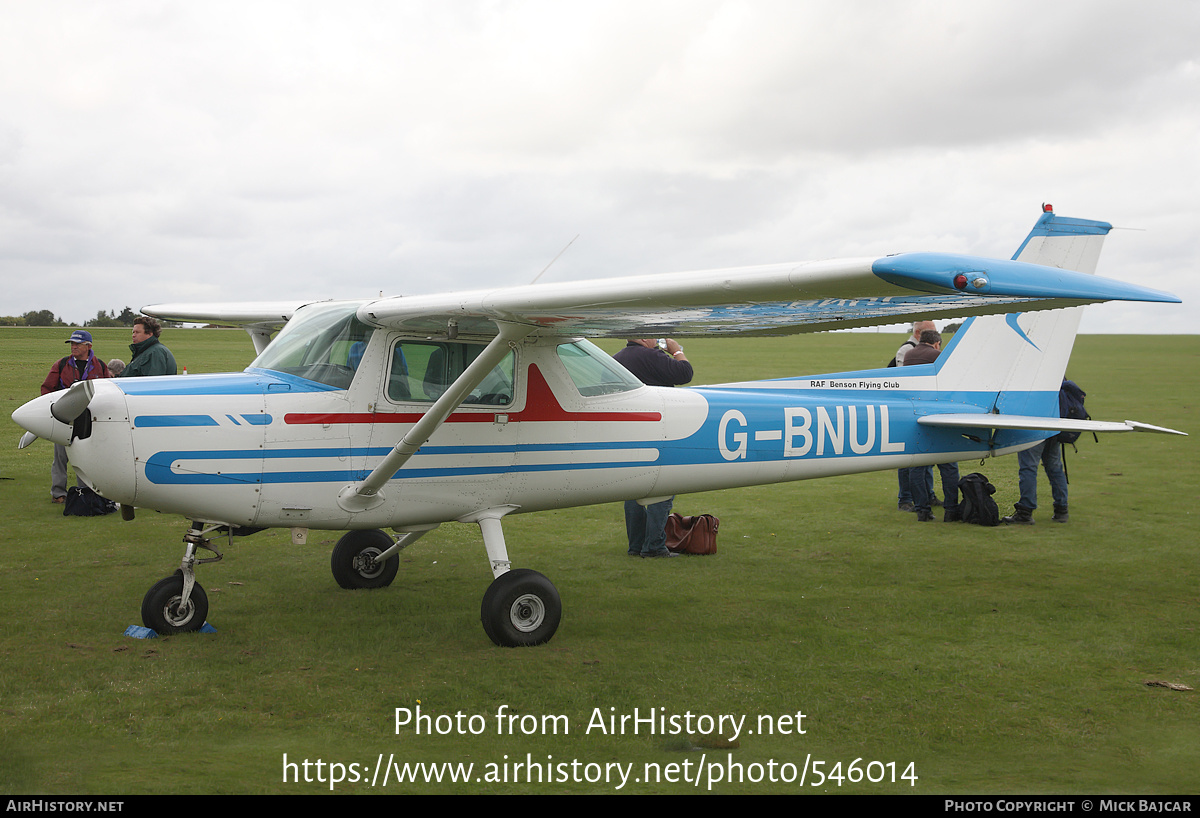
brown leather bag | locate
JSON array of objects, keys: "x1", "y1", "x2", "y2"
[{"x1": 665, "y1": 513, "x2": 719, "y2": 555}]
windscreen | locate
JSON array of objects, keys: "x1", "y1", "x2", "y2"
[{"x1": 250, "y1": 301, "x2": 375, "y2": 389}]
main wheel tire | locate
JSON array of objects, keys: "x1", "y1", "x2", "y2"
[
  {"x1": 141, "y1": 572, "x2": 209, "y2": 634},
  {"x1": 331, "y1": 529, "x2": 399, "y2": 589},
  {"x1": 480, "y1": 569, "x2": 561, "y2": 647}
]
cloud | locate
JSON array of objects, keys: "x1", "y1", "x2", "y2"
[{"x1": 1, "y1": 1, "x2": 1196, "y2": 333}]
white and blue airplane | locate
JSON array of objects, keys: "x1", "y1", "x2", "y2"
[{"x1": 12, "y1": 206, "x2": 1185, "y2": 646}]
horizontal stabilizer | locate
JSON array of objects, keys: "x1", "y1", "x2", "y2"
[{"x1": 918, "y1": 414, "x2": 1187, "y2": 436}]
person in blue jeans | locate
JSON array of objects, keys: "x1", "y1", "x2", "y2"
[
  {"x1": 912, "y1": 462, "x2": 960, "y2": 522},
  {"x1": 897, "y1": 466, "x2": 937, "y2": 512},
  {"x1": 624, "y1": 498, "x2": 676, "y2": 558},
  {"x1": 893, "y1": 322, "x2": 938, "y2": 512},
  {"x1": 903, "y1": 329, "x2": 958, "y2": 522},
  {"x1": 613, "y1": 339, "x2": 693, "y2": 558},
  {"x1": 1004, "y1": 439, "x2": 1068, "y2": 524}
]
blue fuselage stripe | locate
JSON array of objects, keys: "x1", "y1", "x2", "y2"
[
  {"x1": 135, "y1": 415, "x2": 219, "y2": 428},
  {"x1": 140, "y1": 387, "x2": 1060, "y2": 486}
]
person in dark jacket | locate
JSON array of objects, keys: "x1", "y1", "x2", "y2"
[
  {"x1": 40, "y1": 330, "x2": 112, "y2": 503},
  {"x1": 612, "y1": 339, "x2": 693, "y2": 557},
  {"x1": 895, "y1": 321, "x2": 938, "y2": 511},
  {"x1": 122, "y1": 316, "x2": 177, "y2": 378},
  {"x1": 1003, "y1": 379, "x2": 1074, "y2": 525},
  {"x1": 613, "y1": 338, "x2": 692, "y2": 389},
  {"x1": 904, "y1": 330, "x2": 961, "y2": 522}
]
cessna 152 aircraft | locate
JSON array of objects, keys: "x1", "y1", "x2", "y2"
[{"x1": 12, "y1": 206, "x2": 1185, "y2": 646}]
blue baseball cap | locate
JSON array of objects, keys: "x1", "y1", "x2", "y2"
[{"x1": 66, "y1": 330, "x2": 93, "y2": 344}]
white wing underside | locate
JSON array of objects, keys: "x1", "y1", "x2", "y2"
[
  {"x1": 144, "y1": 300, "x2": 319, "y2": 328},
  {"x1": 356, "y1": 258, "x2": 1031, "y2": 337},
  {"x1": 145, "y1": 253, "x2": 1176, "y2": 340}
]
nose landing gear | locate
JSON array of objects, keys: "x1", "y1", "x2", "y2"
[
  {"x1": 142, "y1": 571, "x2": 209, "y2": 633},
  {"x1": 140, "y1": 522, "x2": 226, "y2": 634}
]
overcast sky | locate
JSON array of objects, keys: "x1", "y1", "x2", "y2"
[{"x1": 2, "y1": 0, "x2": 1197, "y2": 333}]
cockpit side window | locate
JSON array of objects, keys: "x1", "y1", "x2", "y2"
[
  {"x1": 556, "y1": 340, "x2": 642, "y2": 396},
  {"x1": 387, "y1": 340, "x2": 515, "y2": 406}
]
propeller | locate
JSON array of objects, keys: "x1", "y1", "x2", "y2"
[
  {"x1": 12, "y1": 380, "x2": 99, "y2": 448},
  {"x1": 50, "y1": 380, "x2": 96, "y2": 425}
]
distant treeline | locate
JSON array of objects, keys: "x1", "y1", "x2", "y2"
[{"x1": 0, "y1": 308, "x2": 178, "y2": 328}]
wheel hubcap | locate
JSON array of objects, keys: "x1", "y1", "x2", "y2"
[
  {"x1": 352, "y1": 548, "x2": 384, "y2": 579},
  {"x1": 509, "y1": 594, "x2": 545, "y2": 632},
  {"x1": 163, "y1": 596, "x2": 195, "y2": 627}
]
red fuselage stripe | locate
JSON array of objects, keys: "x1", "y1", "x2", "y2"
[{"x1": 284, "y1": 364, "x2": 661, "y2": 425}]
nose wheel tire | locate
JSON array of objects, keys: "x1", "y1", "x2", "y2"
[
  {"x1": 331, "y1": 529, "x2": 399, "y2": 589},
  {"x1": 141, "y1": 572, "x2": 209, "y2": 634},
  {"x1": 481, "y1": 569, "x2": 561, "y2": 647}
]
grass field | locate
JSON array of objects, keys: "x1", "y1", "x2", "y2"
[{"x1": 1, "y1": 326, "x2": 1196, "y2": 794}]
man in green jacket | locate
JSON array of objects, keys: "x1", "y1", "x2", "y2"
[{"x1": 122, "y1": 316, "x2": 177, "y2": 377}]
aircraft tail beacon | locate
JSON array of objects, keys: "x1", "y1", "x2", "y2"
[{"x1": 923, "y1": 206, "x2": 1110, "y2": 410}]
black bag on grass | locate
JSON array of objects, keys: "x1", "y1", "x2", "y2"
[
  {"x1": 63, "y1": 485, "x2": 118, "y2": 517},
  {"x1": 957, "y1": 473, "x2": 1000, "y2": 526}
]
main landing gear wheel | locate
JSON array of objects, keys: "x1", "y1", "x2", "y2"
[
  {"x1": 480, "y1": 569, "x2": 561, "y2": 647},
  {"x1": 331, "y1": 529, "x2": 399, "y2": 589},
  {"x1": 141, "y1": 571, "x2": 209, "y2": 634}
]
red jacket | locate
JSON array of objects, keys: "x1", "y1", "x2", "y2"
[{"x1": 41, "y1": 353, "x2": 111, "y2": 395}]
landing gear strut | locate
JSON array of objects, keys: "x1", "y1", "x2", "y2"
[
  {"x1": 329, "y1": 526, "x2": 434, "y2": 589},
  {"x1": 140, "y1": 521, "x2": 225, "y2": 634},
  {"x1": 464, "y1": 507, "x2": 562, "y2": 647},
  {"x1": 330, "y1": 529, "x2": 400, "y2": 589},
  {"x1": 142, "y1": 571, "x2": 209, "y2": 633}
]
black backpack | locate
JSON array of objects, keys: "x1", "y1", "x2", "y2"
[
  {"x1": 957, "y1": 473, "x2": 1000, "y2": 526},
  {"x1": 886, "y1": 340, "x2": 915, "y2": 368},
  {"x1": 63, "y1": 485, "x2": 118, "y2": 517},
  {"x1": 1056, "y1": 379, "x2": 1090, "y2": 445}
]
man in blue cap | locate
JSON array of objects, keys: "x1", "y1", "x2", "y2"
[{"x1": 40, "y1": 330, "x2": 112, "y2": 503}]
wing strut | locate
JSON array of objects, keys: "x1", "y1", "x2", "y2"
[
  {"x1": 336, "y1": 321, "x2": 535, "y2": 512},
  {"x1": 245, "y1": 324, "x2": 278, "y2": 356}
]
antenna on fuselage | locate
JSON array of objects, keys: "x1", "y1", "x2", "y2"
[{"x1": 530, "y1": 235, "x2": 579, "y2": 285}]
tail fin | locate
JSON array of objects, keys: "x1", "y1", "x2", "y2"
[{"x1": 930, "y1": 206, "x2": 1111, "y2": 415}]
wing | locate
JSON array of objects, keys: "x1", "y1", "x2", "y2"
[
  {"x1": 141, "y1": 301, "x2": 315, "y2": 326},
  {"x1": 353, "y1": 253, "x2": 1179, "y2": 338},
  {"x1": 143, "y1": 300, "x2": 333, "y2": 356}
]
